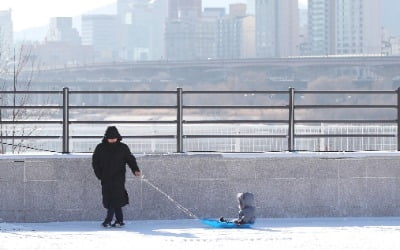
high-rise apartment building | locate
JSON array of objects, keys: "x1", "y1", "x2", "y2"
[
  {"x1": 228, "y1": 3, "x2": 247, "y2": 18},
  {"x1": 165, "y1": 0, "x2": 202, "y2": 60},
  {"x1": 203, "y1": 8, "x2": 226, "y2": 18},
  {"x1": 336, "y1": 0, "x2": 381, "y2": 55},
  {"x1": 81, "y1": 15, "x2": 117, "y2": 61},
  {"x1": 165, "y1": 18, "x2": 200, "y2": 60},
  {"x1": 218, "y1": 4, "x2": 255, "y2": 59},
  {"x1": 32, "y1": 17, "x2": 91, "y2": 68},
  {"x1": 46, "y1": 17, "x2": 81, "y2": 45},
  {"x1": 117, "y1": 0, "x2": 167, "y2": 61},
  {"x1": 255, "y1": 0, "x2": 299, "y2": 58},
  {"x1": 0, "y1": 9, "x2": 13, "y2": 60},
  {"x1": 309, "y1": 0, "x2": 382, "y2": 55},
  {"x1": 196, "y1": 17, "x2": 219, "y2": 60},
  {"x1": 151, "y1": 0, "x2": 168, "y2": 60},
  {"x1": 308, "y1": 0, "x2": 335, "y2": 55},
  {"x1": 168, "y1": 0, "x2": 202, "y2": 20}
]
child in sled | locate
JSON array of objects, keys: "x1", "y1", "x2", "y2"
[{"x1": 220, "y1": 192, "x2": 256, "y2": 225}]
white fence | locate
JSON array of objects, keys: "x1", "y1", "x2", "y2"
[{"x1": 2, "y1": 123, "x2": 394, "y2": 153}]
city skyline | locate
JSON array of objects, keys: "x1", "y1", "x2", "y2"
[
  {"x1": 1, "y1": 0, "x2": 308, "y2": 32},
  {"x1": 1, "y1": 0, "x2": 398, "y2": 64}
]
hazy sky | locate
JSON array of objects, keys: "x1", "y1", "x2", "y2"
[
  {"x1": 0, "y1": 0, "x2": 116, "y2": 31},
  {"x1": 0, "y1": 0, "x2": 308, "y2": 32}
]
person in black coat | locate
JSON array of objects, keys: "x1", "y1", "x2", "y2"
[{"x1": 92, "y1": 126, "x2": 141, "y2": 228}]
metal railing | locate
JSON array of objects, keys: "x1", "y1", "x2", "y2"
[{"x1": 0, "y1": 87, "x2": 398, "y2": 153}]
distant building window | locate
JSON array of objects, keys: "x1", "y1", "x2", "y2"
[{"x1": 125, "y1": 13, "x2": 132, "y2": 25}]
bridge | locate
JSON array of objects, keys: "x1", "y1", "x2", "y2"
[
  {"x1": 23, "y1": 56, "x2": 399, "y2": 89},
  {"x1": 40, "y1": 55, "x2": 400, "y2": 73}
]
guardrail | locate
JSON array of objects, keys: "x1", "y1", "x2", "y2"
[{"x1": 0, "y1": 87, "x2": 399, "y2": 153}]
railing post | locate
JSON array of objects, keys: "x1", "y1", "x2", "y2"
[
  {"x1": 397, "y1": 87, "x2": 400, "y2": 151},
  {"x1": 0, "y1": 103, "x2": 2, "y2": 154},
  {"x1": 176, "y1": 87, "x2": 183, "y2": 153},
  {"x1": 62, "y1": 87, "x2": 70, "y2": 153},
  {"x1": 288, "y1": 87, "x2": 295, "y2": 152}
]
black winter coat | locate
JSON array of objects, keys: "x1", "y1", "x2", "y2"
[{"x1": 92, "y1": 141, "x2": 140, "y2": 209}]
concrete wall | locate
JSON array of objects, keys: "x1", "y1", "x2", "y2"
[{"x1": 1, "y1": 153, "x2": 400, "y2": 222}]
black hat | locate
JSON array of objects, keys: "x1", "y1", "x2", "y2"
[{"x1": 104, "y1": 126, "x2": 122, "y2": 140}]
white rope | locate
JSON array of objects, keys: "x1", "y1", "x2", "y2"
[{"x1": 141, "y1": 175, "x2": 199, "y2": 219}]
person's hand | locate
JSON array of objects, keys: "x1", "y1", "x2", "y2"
[{"x1": 134, "y1": 171, "x2": 141, "y2": 177}]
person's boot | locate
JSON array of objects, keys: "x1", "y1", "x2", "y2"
[
  {"x1": 112, "y1": 221, "x2": 125, "y2": 227},
  {"x1": 102, "y1": 221, "x2": 112, "y2": 228}
]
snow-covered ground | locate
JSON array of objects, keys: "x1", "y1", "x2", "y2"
[{"x1": 1, "y1": 217, "x2": 400, "y2": 250}]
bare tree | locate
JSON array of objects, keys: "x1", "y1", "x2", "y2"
[{"x1": 0, "y1": 44, "x2": 49, "y2": 154}]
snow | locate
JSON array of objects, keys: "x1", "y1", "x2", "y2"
[{"x1": 1, "y1": 217, "x2": 400, "y2": 250}]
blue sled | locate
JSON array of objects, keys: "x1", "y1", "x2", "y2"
[{"x1": 200, "y1": 219, "x2": 253, "y2": 228}]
